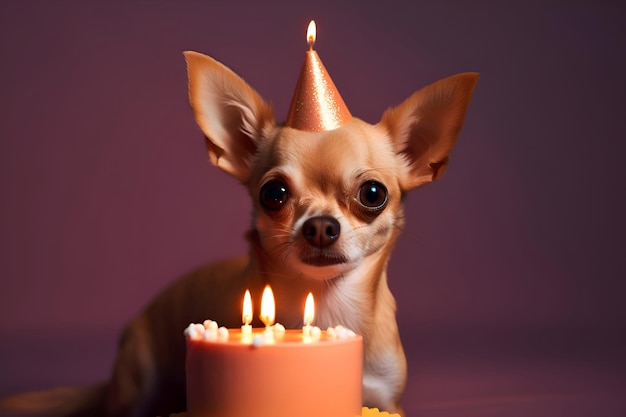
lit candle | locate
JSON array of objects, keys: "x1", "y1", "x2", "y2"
[
  {"x1": 306, "y1": 20, "x2": 316, "y2": 51},
  {"x1": 303, "y1": 292, "x2": 314, "y2": 337},
  {"x1": 241, "y1": 289, "x2": 253, "y2": 340},
  {"x1": 260, "y1": 285, "x2": 276, "y2": 342},
  {"x1": 285, "y1": 20, "x2": 352, "y2": 132},
  {"x1": 303, "y1": 292, "x2": 321, "y2": 342}
]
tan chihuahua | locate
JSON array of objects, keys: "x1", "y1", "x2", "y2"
[{"x1": 0, "y1": 51, "x2": 477, "y2": 417}]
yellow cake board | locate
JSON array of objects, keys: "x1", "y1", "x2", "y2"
[{"x1": 167, "y1": 408, "x2": 400, "y2": 417}]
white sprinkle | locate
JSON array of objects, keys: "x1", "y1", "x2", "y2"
[
  {"x1": 217, "y1": 326, "x2": 229, "y2": 341},
  {"x1": 252, "y1": 335, "x2": 264, "y2": 347},
  {"x1": 273, "y1": 323, "x2": 285, "y2": 334},
  {"x1": 311, "y1": 326, "x2": 322, "y2": 339},
  {"x1": 326, "y1": 325, "x2": 356, "y2": 339},
  {"x1": 327, "y1": 327, "x2": 337, "y2": 338},
  {"x1": 203, "y1": 329, "x2": 217, "y2": 341},
  {"x1": 184, "y1": 324, "x2": 200, "y2": 340},
  {"x1": 203, "y1": 320, "x2": 218, "y2": 331}
]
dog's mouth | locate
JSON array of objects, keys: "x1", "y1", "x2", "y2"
[{"x1": 301, "y1": 250, "x2": 347, "y2": 267}]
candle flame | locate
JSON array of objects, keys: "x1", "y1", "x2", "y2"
[
  {"x1": 303, "y1": 292, "x2": 314, "y2": 326},
  {"x1": 242, "y1": 289, "x2": 252, "y2": 325},
  {"x1": 260, "y1": 285, "x2": 275, "y2": 327},
  {"x1": 307, "y1": 20, "x2": 316, "y2": 49}
]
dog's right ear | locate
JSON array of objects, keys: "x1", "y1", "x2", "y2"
[
  {"x1": 184, "y1": 51, "x2": 275, "y2": 182},
  {"x1": 380, "y1": 72, "x2": 479, "y2": 190}
]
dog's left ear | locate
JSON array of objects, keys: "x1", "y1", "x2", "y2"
[
  {"x1": 380, "y1": 72, "x2": 479, "y2": 190},
  {"x1": 184, "y1": 51, "x2": 275, "y2": 182}
]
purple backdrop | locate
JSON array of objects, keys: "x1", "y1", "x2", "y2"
[{"x1": 1, "y1": 1, "x2": 625, "y2": 415}]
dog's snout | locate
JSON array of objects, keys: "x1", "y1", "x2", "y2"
[{"x1": 302, "y1": 216, "x2": 340, "y2": 248}]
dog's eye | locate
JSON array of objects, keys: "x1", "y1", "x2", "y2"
[
  {"x1": 260, "y1": 180, "x2": 289, "y2": 210},
  {"x1": 358, "y1": 181, "x2": 388, "y2": 209}
]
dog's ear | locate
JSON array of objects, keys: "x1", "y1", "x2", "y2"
[
  {"x1": 380, "y1": 72, "x2": 479, "y2": 190},
  {"x1": 184, "y1": 51, "x2": 275, "y2": 182}
]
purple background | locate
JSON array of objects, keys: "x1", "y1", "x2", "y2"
[{"x1": 1, "y1": 1, "x2": 625, "y2": 415}]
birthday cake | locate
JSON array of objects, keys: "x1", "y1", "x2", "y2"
[{"x1": 185, "y1": 322, "x2": 363, "y2": 417}]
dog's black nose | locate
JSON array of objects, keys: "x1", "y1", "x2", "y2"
[{"x1": 302, "y1": 216, "x2": 340, "y2": 248}]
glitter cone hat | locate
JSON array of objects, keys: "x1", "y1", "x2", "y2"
[{"x1": 285, "y1": 21, "x2": 352, "y2": 132}]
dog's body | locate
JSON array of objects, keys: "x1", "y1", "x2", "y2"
[{"x1": 0, "y1": 52, "x2": 477, "y2": 417}]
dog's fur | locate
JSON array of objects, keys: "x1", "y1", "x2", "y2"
[{"x1": 0, "y1": 52, "x2": 478, "y2": 417}]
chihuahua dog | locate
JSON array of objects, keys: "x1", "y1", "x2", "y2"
[{"x1": 0, "y1": 51, "x2": 477, "y2": 417}]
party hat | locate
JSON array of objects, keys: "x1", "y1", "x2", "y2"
[{"x1": 285, "y1": 21, "x2": 352, "y2": 131}]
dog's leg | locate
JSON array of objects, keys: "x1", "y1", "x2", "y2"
[{"x1": 105, "y1": 317, "x2": 169, "y2": 417}]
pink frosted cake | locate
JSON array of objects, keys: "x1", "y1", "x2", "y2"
[{"x1": 185, "y1": 323, "x2": 363, "y2": 417}]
